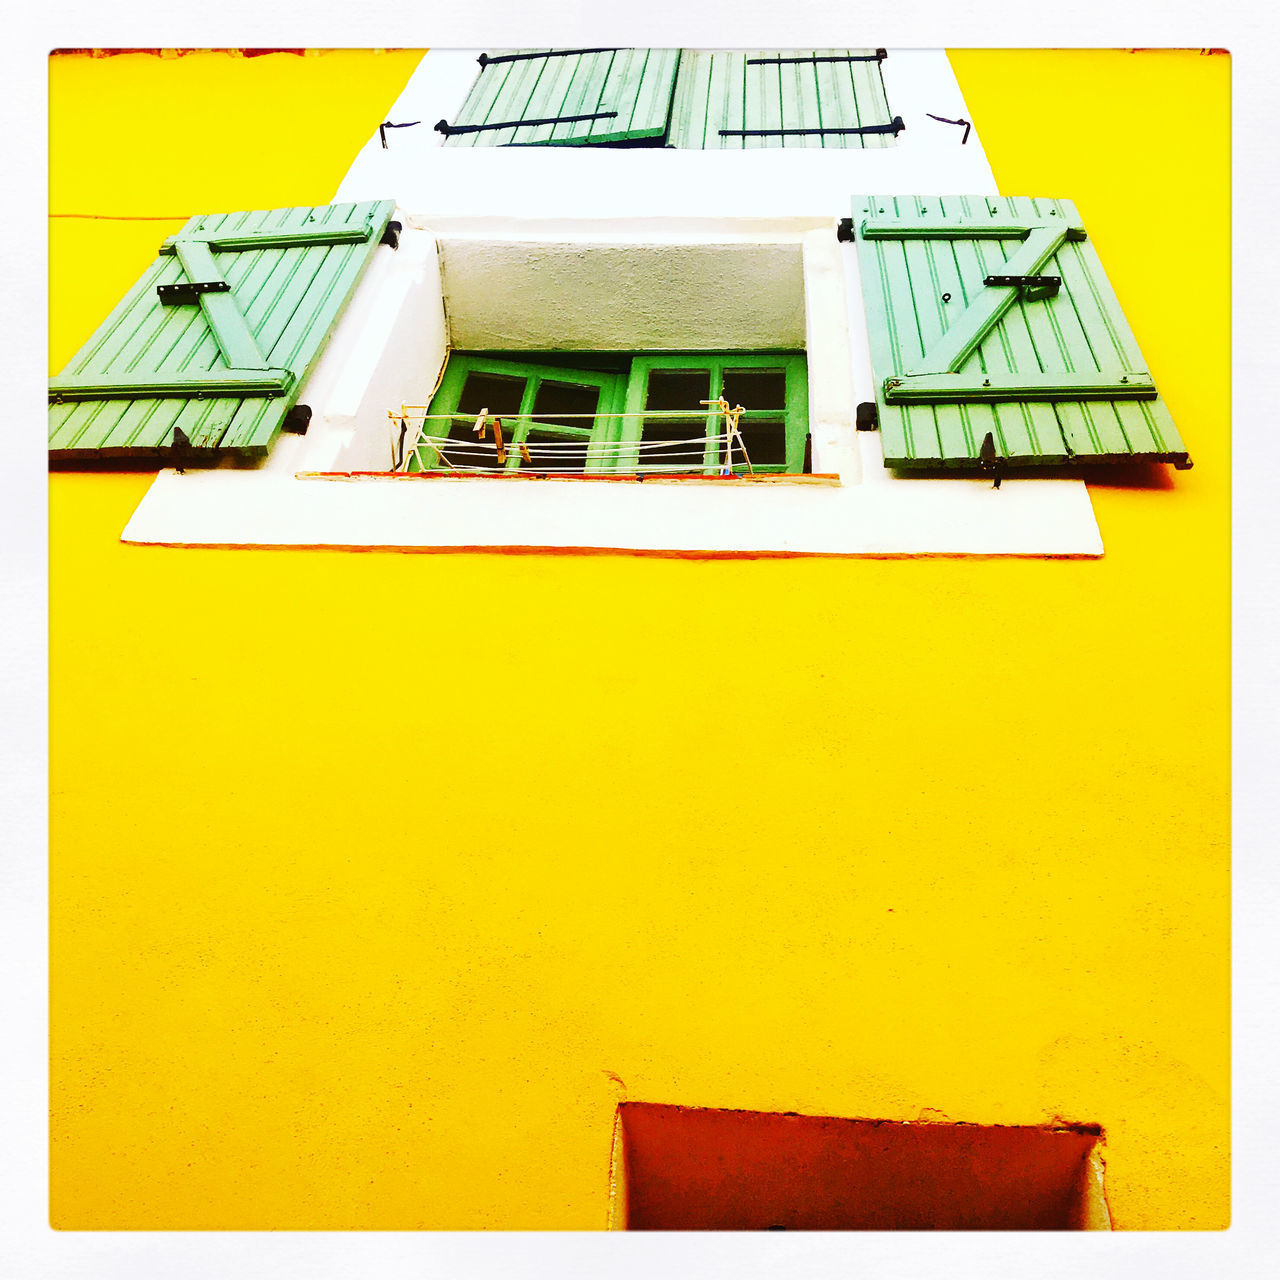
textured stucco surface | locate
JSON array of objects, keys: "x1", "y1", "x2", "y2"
[{"x1": 49, "y1": 49, "x2": 1229, "y2": 1230}]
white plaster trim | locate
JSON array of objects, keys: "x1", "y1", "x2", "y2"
[{"x1": 122, "y1": 450, "x2": 1100, "y2": 556}]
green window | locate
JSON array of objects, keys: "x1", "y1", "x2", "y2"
[
  {"x1": 852, "y1": 194, "x2": 1192, "y2": 471},
  {"x1": 620, "y1": 354, "x2": 808, "y2": 473},
  {"x1": 410, "y1": 352, "x2": 808, "y2": 476},
  {"x1": 49, "y1": 199, "x2": 397, "y2": 462},
  {"x1": 437, "y1": 50, "x2": 898, "y2": 149},
  {"x1": 408, "y1": 356, "x2": 626, "y2": 472}
]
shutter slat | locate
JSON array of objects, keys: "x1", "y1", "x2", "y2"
[
  {"x1": 905, "y1": 195, "x2": 987, "y2": 462},
  {"x1": 795, "y1": 52, "x2": 825, "y2": 149},
  {"x1": 849, "y1": 54, "x2": 893, "y2": 149},
  {"x1": 227, "y1": 204, "x2": 388, "y2": 451},
  {"x1": 50, "y1": 199, "x2": 395, "y2": 462},
  {"x1": 852, "y1": 193, "x2": 1192, "y2": 470}
]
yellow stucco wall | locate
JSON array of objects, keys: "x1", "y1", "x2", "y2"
[{"x1": 48, "y1": 49, "x2": 1230, "y2": 1230}]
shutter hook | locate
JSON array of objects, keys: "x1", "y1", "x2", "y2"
[{"x1": 925, "y1": 112, "x2": 972, "y2": 145}]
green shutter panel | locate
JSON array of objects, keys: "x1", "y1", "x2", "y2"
[
  {"x1": 668, "y1": 50, "x2": 899, "y2": 149},
  {"x1": 49, "y1": 200, "x2": 396, "y2": 462},
  {"x1": 852, "y1": 195, "x2": 1192, "y2": 470},
  {"x1": 436, "y1": 49, "x2": 682, "y2": 146}
]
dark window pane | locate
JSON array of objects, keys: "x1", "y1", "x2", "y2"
[
  {"x1": 642, "y1": 371, "x2": 714, "y2": 469},
  {"x1": 438, "y1": 435, "x2": 503, "y2": 470},
  {"x1": 721, "y1": 368, "x2": 787, "y2": 412},
  {"x1": 644, "y1": 370, "x2": 712, "y2": 412},
  {"x1": 640, "y1": 421, "x2": 715, "y2": 470},
  {"x1": 440, "y1": 371, "x2": 526, "y2": 469},
  {"x1": 733, "y1": 417, "x2": 788, "y2": 469},
  {"x1": 531, "y1": 379, "x2": 600, "y2": 430},
  {"x1": 523, "y1": 429, "x2": 590, "y2": 473},
  {"x1": 454, "y1": 371, "x2": 527, "y2": 418}
]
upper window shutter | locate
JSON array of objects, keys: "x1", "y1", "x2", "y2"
[
  {"x1": 437, "y1": 49, "x2": 682, "y2": 146},
  {"x1": 668, "y1": 50, "x2": 900, "y2": 149},
  {"x1": 49, "y1": 199, "x2": 397, "y2": 462},
  {"x1": 852, "y1": 194, "x2": 1192, "y2": 470}
]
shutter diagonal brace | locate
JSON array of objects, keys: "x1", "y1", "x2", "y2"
[
  {"x1": 860, "y1": 217, "x2": 1157, "y2": 403},
  {"x1": 170, "y1": 238, "x2": 273, "y2": 371},
  {"x1": 146, "y1": 219, "x2": 383, "y2": 387},
  {"x1": 900, "y1": 225, "x2": 1070, "y2": 376}
]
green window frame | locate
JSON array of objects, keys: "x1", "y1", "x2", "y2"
[
  {"x1": 413, "y1": 351, "x2": 808, "y2": 476},
  {"x1": 409, "y1": 355, "x2": 626, "y2": 472},
  {"x1": 620, "y1": 353, "x2": 809, "y2": 474}
]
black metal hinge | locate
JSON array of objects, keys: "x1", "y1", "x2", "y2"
[
  {"x1": 380, "y1": 220, "x2": 403, "y2": 250},
  {"x1": 837, "y1": 217, "x2": 855, "y2": 243},
  {"x1": 746, "y1": 50, "x2": 887, "y2": 64},
  {"x1": 720, "y1": 115, "x2": 904, "y2": 139},
  {"x1": 477, "y1": 49, "x2": 616, "y2": 67},
  {"x1": 984, "y1": 274, "x2": 1061, "y2": 301},
  {"x1": 856, "y1": 402, "x2": 879, "y2": 432},
  {"x1": 283, "y1": 404, "x2": 312, "y2": 435},
  {"x1": 157, "y1": 280, "x2": 230, "y2": 305},
  {"x1": 436, "y1": 111, "x2": 618, "y2": 137}
]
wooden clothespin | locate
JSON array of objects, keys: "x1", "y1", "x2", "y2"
[
  {"x1": 492, "y1": 417, "x2": 506, "y2": 466},
  {"x1": 473, "y1": 407, "x2": 489, "y2": 440}
]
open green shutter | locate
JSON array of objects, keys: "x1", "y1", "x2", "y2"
[
  {"x1": 437, "y1": 49, "x2": 682, "y2": 146},
  {"x1": 669, "y1": 50, "x2": 899, "y2": 149},
  {"x1": 853, "y1": 195, "x2": 1192, "y2": 470},
  {"x1": 49, "y1": 200, "x2": 396, "y2": 463}
]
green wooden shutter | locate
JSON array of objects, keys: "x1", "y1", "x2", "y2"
[
  {"x1": 852, "y1": 195, "x2": 1192, "y2": 470},
  {"x1": 668, "y1": 50, "x2": 899, "y2": 149},
  {"x1": 49, "y1": 199, "x2": 396, "y2": 462},
  {"x1": 437, "y1": 49, "x2": 682, "y2": 146}
]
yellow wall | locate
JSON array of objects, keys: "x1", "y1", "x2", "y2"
[{"x1": 49, "y1": 49, "x2": 1230, "y2": 1230}]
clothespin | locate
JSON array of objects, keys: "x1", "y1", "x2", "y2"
[
  {"x1": 473, "y1": 408, "x2": 489, "y2": 440},
  {"x1": 493, "y1": 417, "x2": 506, "y2": 465},
  {"x1": 520, "y1": 443, "x2": 532, "y2": 466}
]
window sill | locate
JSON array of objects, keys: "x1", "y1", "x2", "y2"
[{"x1": 296, "y1": 470, "x2": 844, "y2": 487}]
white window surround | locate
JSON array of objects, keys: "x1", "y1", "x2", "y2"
[
  {"x1": 118, "y1": 50, "x2": 1102, "y2": 556},
  {"x1": 121, "y1": 213, "x2": 1101, "y2": 556}
]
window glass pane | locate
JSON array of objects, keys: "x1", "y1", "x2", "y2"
[
  {"x1": 645, "y1": 370, "x2": 711, "y2": 412},
  {"x1": 523, "y1": 429, "x2": 590, "y2": 473},
  {"x1": 531, "y1": 379, "x2": 600, "y2": 430},
  {"x1": 733, "y1": 417, "x2": 788, "y2": 469},
  {"x1": 721, "y1": 368, "x2": 787, "y2": 411},
  {"x1": 640, "y1": 428, "x2": 714, "y2": 470},
  {"x1": 455, "y1": 371, "x2": 527, "y2": 418},
  {"x1": 642, "y1": 369, "x2": 714, "y2": 469},
  {"x1": 440, "y1": 370, "x2": 526, "y2": 469}
]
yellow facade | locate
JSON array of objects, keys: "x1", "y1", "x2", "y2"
[{"x1": 49, "y1": 49, "x2": 1229, "y2": 1230}]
